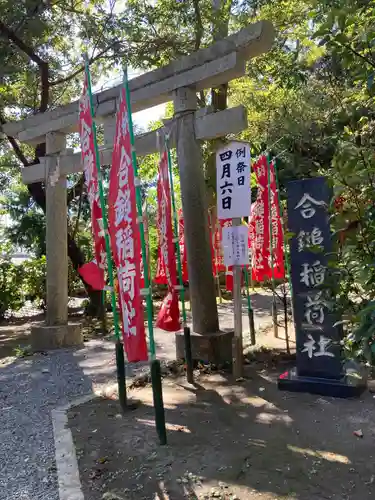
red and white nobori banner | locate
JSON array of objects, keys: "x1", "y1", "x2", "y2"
[
  {"x1": 217, "y1": 219, "x2": 236, "y2": 292},
  {"x1": 269, "y1": 160, "x2": 285, "y2": 279},
  {"x1": 249, "y1": 155, "x2": 285, "y2": 282},
  {"x1": 79, "y1": 70, "x2": 106, "y2": 285},
  {"x1": 108, "y1": 85, "x2": 148, "y2": 362},
  {"x1": 140, "y1": 202, "x2": 150, "y2": 288},
  {"x1": 154, "y1": 245, "x2": 167, "y2": 284},
  {"x1": 178, "y1": 209, "x2": 189, "y2": 282},
  {"x1": 208, "y1": 210, "x2": 217, "y2": 278},
  {"x1": 211, "y1": 215, "x2": 232, "y2": 276},
  {"x1": 249, "y1": 155, "x2": 270, "y2": 282},
  {"x1": 159, "y1": 208, "x2": 219, "y2": 284},
  {"x1": 155, "y1": 149, "x2": 180, "y2": 332}
]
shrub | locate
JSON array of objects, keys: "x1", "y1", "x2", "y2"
[{"x1": 0, "y1": 259, "x2": 26, "y2": 319}]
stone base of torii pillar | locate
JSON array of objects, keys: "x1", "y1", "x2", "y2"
[
  {"x1": 175, "y1": 330, "x2": 234, "y2": 364},
  {"x1": 30, "y1": 132, "x2": 83, "y2": 352},
  {"x1": 31, "y1": 323, "x2": 83, "y2": 351}
]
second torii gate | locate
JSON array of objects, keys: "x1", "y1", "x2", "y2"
[{"x1": 3, "y1": 21, "x2": 275, "y2": 361}]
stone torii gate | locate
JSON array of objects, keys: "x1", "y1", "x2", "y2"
[{"x1": 3, "y1": 21, "x2": 275, "y2": 359}]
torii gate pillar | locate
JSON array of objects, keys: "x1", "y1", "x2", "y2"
[
  {"x1": 173, "y1": 87, "x2": 232, "y2": 362},
  {"x1": 174, "y1": 87, "x2": 219, "y2": 332},
  {"x1": 30, "y1": 132, "x2": 83, "y2": 351}
]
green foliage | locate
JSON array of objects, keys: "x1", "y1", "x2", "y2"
[
  {"x1": 0, "y1": 255, "x2": 82, "y2": 318},
  {"x1": 0, "y1": 259, "x2": 25, "y2": 319},
  {"x1": 22, "y1": 257, "x2": 47, "y2": 309},
  {"x1": 344, "y1": 302, "x2": 375, "y2": 365},
  {"x1": 13, "y1": 344, "x2": 32, "y2": 358}
]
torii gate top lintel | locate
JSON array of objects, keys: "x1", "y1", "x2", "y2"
[{"x1": 2, "y1": 20, "x2": 275, "y2": 145}]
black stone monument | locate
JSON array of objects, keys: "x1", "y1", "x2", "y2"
[{"x1": 278, "y1": 177, "x2": 366, "y2": 397}]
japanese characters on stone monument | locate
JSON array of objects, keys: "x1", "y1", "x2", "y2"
[
  {"x1": 216, "y1": 141, "x2": 251, "y2": 220},
  {"x1": 287, "y1": 177, "x2": 342, "y2": 379}
]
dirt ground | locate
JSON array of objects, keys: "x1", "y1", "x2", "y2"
[
  {"x1": 68, "y1": 363, "x2": 375, "y2": 500},
  {"x1": 0, "y1": 291, "x2": 295, "y2": 366}
]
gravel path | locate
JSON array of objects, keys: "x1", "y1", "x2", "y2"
[
  {"x1": 0, "y1": 293, "x2": 280, "y2": 500},
  {"x1": 0, "y1": 348, "x2": 95, "y2": 500},
  {"x1": 0, "y1": 337, "x2": 173, "y2": 500}
]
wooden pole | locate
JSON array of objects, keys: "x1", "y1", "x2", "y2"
[
  {"x1": 243, "y1": 265, "x2": 256, "y2": 345},
  {"x1": 232, "y1": 218, "x2": 243, "y2": 379}
]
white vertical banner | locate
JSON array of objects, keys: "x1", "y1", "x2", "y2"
[
  {"x1": 222, "y1": 225, "x2": 249, "y2": 266},
  {"x1": 216, "y1": 141, "x2": 251, "y2": 219}
]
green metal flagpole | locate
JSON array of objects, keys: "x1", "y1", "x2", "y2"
[
  {"x1": 123, "y1": 67, "x2": 167, "y2": 445},
  {"x1": 84, "y1": 55, "x2": 127, "y2": 412},
  {"x1": 266, "y1": 153, "x2": 278, "y2": 338},
  {"x1": 273, "y1": 156, "x2": 292, "y2": 354},
  {"x1": 164, "y1": 134, "x2": 194, "y2": 384}
]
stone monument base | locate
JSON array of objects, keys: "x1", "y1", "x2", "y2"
[
  {"x1": 175, "y1": 330, "x2": 233, "y2": 364},
  {"x1": 278, "y1": 366, "x2": 366, "y2": 398},
  {"x1": 31, "y1": 323, "x2": 83, "y2": 352}
]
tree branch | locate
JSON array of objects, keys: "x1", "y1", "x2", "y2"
[
  {"x1": 193, "y1": 0, "x2": 203, "y2": 51},
  {"x1": 0, "y1": 20, "x2": 46, "y2": 67},
  {"x1": 5, "y1": 136, "x2": 30, "y2": 167},
  {"x1": 336, "y1": 40, "x2": 375, "y2": 69},
  {"x1": 39, "y1": 61, "x2": 49, "y2": 112},
  {"x1": 67, "y1": 175, "x2": 85, "y2": 205},
  {"x1": 50, "y1": 44, "x2": 117, "y2": 87},
  {"x1": 0, "y1": 114, "x2": 31, "y2": 167},
  {"x1": 0, "y1": 21, "x2": 49, "y2": 112}
]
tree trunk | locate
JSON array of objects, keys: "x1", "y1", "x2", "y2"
[{"x1": 205, "y1": 0, "x2": 232, "y2": 210}]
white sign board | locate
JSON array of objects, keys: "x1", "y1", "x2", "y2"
[
  {"x1": 222, "y1": 225, "x2": 249, "y2": 267},
  {"x1": 216, "y1": 141, "x2": 251, "y2": 219}
]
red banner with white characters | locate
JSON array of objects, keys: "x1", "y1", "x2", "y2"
[
  {"x1": 178, "y1": 209, "x2": 189, "y2": 282},
  {"x1": 79, "y1": 70, "x2": 106, "y2": 286},
  {"x1": 154, "y1": 250, "x2": 167, "y2": 284},
  {"x1": 155, "y1": 150, "x2": 181, "y2": 332},
  {"x1": 208, "y1": 210, "x2": 217, "y2": 277},
  {"x1": 140, "y1": 204, "x2": 150, "y2": 288},
  {"x1": 217, "y1": 219, "x2": 236, "y2": 291},
  {"x1": 269, "y1": 160, "x2": 285, "y2": 279},
  {"x1": 108, "y1": 86, "x2": 148, "y2": 362},
  {"x1": 212, "y1": 216, "x2": 228, "y2": 275},
  {"x1": 213, "y1": 221, "x2": 223, "y2": 275},
  {"x1": 249, "y1": 155, "x2": 285, "y2": 282},
  {"x1": 249, "y1": 155, "x2": 270, "y2": 282}
]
